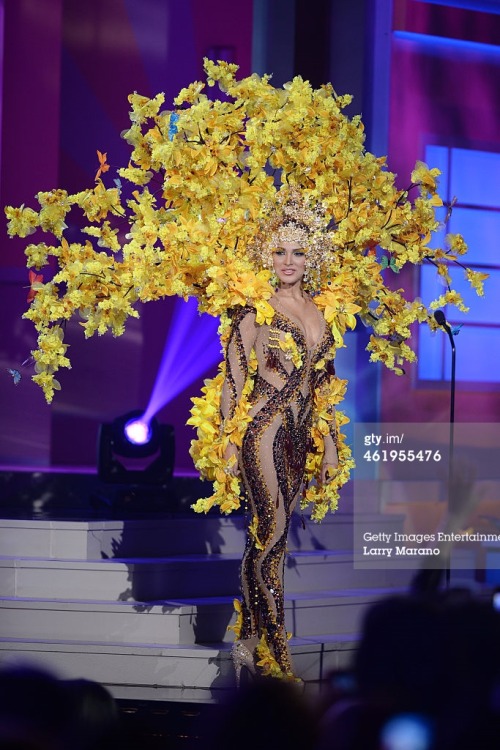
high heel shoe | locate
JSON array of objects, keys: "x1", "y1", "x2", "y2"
[{"x1": 231, "y1": 641, "x2": 257, "y2": 687}]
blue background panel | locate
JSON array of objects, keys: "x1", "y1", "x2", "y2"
[{"x1": 450, "y1": 148, "x2": 500, "y2": 208}]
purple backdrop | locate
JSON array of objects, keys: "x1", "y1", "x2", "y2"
[{"x1": 0, "y1": 0, "x2": 499, "y2": 475}]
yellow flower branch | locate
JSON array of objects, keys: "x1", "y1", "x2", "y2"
[{"x1": 3, "y1": 60, "x2": 486, "y2": 515}]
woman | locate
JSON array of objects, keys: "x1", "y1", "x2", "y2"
[{"x1": 220, "y1": 209, "x2": 340, "y2": 682}]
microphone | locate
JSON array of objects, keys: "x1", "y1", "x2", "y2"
[
  {"x1": 434, "y1": 309, "x2": 451, "y2": 333},
  {"x1": 434, "y1": 309, "x2": 455, "y2": 355}
]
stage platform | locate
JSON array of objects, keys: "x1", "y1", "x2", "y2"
[{"x1": 0, "y1": 468, "x2": 488, "y2": 715}]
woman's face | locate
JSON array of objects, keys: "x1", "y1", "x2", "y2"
[{"x1": 272, "y1": 242, "x2": 306, "y2": 285}]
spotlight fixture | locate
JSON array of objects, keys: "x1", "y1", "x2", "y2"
[
  {"x1": 97, "y1": 410, "x2": 175, "y2": 485},
  {"x1": 123, "y1": 416, "x2": 152, "y2": 446}
]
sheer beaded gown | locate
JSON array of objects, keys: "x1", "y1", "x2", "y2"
[{"x1": 221, "y1": 296, "x2": 337, "y2": 676}]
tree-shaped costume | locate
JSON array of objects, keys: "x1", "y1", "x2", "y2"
[{"x1": 6, "y1": 60, "x2": 486, "y2": 678}]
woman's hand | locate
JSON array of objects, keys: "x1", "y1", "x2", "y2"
[
  {"x1": 321, "y1": 449, "x2": 338, "y2": 485},
  {"x1": 223, "y1": 441, "x2": 240, "y2": 476}
]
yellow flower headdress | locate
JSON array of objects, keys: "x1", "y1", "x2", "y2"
[
  {"x1": 3, "y1": 58, "x2": 488, "y2": 519},
  {"x1": 4, "y1": 59, "x2": 486, "y2": 522},
  {"x1": 5, "y1": 59, "x2": 485, "y2": 405}
]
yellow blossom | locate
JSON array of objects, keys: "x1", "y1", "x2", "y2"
[
  {"x1": 254, "y1": 299, "x2": 275, "y2": 326},
  {"x1": 278, "y1": 332, "x2": 303, "y2": 368},
  {"x1": 255, "y1": 633, "x2": 286, "y2": 679},
  {"x1": 248, "y1": 515, "x2": 264, "y2": 550},
  {"x1": 411, "y1": 161, "x2": 441, "y2": 195},
  {"x1": 5, "y1": 59, "x2": 484, "y2": 526},
  {"x1": 465, "y1": 268, "x2": 488, "y2": 296},
  {"x1": 227, "y1": 598, "x2": 243, "y2": 638},
  {"x1": 5, "y1": 204, "x2": 39, "y2": 237}
]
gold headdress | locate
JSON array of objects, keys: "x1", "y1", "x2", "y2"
[{"x1": 250, "y1": 187, "x2": 335, "y2": 291}]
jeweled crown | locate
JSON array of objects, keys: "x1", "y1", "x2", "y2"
[{"x1": 250, "y1": 187, "x2": 335, "y2": 290}]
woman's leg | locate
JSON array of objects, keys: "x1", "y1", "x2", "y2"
[{"x1": 238, "y1": 411, "x2": 306, "y2": 674}]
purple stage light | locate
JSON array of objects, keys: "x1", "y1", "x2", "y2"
[
  {"x1": 143, "y1": 297, "x2": 222, "y2": 423},
  {"x1": 124, "y1": 417, "x2": 151, "y2": 446},
  {"x1": 98, "y1": 410, "x2": 175, "y2": 485}
]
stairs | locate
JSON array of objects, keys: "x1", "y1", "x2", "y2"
[{"x1": 0, "y1": 481, "x2": 415, "y2": 702}]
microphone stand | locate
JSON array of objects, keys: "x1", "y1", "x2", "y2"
[
  {"x1": 434, "y1": 309, "x2": 456, "y2": 588},
  {"x1": 410, "y1": 309, "x2": 456, "y2": 596}
]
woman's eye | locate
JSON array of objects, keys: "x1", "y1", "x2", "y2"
[
  {"x1": 273, "y1": 250, "x2": 285, "y2": 256},
  {"x1": 294, "y1": 251, "x2": 305, "y2": 257}
]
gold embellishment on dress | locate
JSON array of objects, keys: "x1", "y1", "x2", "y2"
[
  {"x1": 268, "y1": 327, "x2": 282, "y2": 348},
  {"x1": 266, "y1": 327, "x2": 283, "y2": 370}
]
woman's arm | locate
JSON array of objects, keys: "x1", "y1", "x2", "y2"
[
  {"x1": 316, "y1": 357, "x2": 339, "y2": 484},
  {"x1": 220, "y1": 308, "x2": 257, "y2": 470},
  {"x1": 321, "y1": 422, "x2": 339, "y2": 484}
]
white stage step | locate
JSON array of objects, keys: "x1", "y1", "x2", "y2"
[
  {"x1": 0, "y1": 550, "x2": 412, "y2": 601},
  {"x1": 0, "y1": 511, "x2": 405, "y2": 559},
  {"x1": 0, "y1": 585, "x2": 406, "y2": 646},
  {"x1": 0, "y1": 634, "x2": 358, "y2": 702},
  {"x1": 0, "y1": 511, "x2": 412, "y2": 702},
  {"x1": 0, "y1": 554, "x2": 240, "y2": 600}
]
